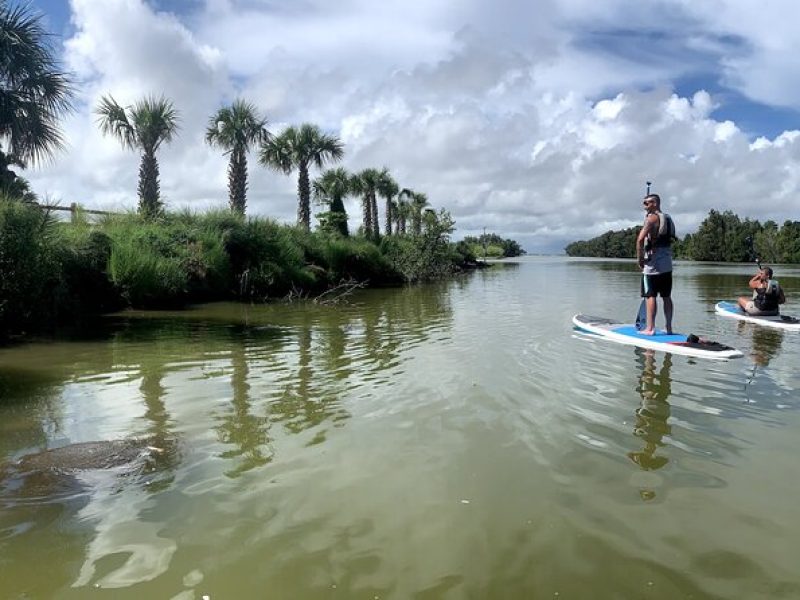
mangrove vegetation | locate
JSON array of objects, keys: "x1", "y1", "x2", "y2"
[{"x1": 565, "y1": 209, "x2": 800, "y2": 264}]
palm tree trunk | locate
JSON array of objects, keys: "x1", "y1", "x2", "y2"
[
  {"x1": 362, "y1": 195, "x2": 371, "y2": 234},
  {"x1": 385, "y1": 199, "x2": 392, "y2": 236},
  {"x1": 229, "y1": 148, "x2": 247, "y2": 214},
  {"x1": 370, "y1": 193, "x2": 380, "y2": 237},
  {"x1": 330, "y1": 195, "x2": 349, "y2": 236},
  {"x1": 298, "y1": 161, "x2": 311, "y2": 230},
  {"x1": 138, "y1": 148, "x2": 161, "y2": 218}
]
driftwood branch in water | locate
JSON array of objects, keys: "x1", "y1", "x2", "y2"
[{"x1": 313, "y1": 278, "x2": 367, "y2": 306}]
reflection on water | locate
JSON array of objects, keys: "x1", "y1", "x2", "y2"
[
  {"x1": 745, "y1": 322, "x2": 784, "y2": 367},
  {"x1": 628, "y1": 349, "x2": 672, "y2": 477},
  {"x1": 216, "y1": 343, "x2": 273, "y2": 477},
  {"x1": 741, "y1": 322, "x2": 785, "y2": 409},
  {"x1": 0, "y1": 284, "x2": 455, "y2": 595},
  {"x1": 2, "y1": 259, "x2": 800, "y2": 598}
]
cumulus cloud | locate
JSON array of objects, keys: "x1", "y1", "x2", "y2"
[{"x1": 23, "y1": 0, "x2": 800, "y2": 252}]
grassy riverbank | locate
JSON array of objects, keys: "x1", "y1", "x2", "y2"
[{"x1": 0, "y1": 198, "x2": 477, "y2": 341}]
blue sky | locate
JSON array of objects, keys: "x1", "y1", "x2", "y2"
[{"x1": 21, "y1": 0, "x2": 800, "y2": 252}]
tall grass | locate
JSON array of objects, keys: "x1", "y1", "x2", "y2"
[
  {"x1": 0, "y1": 197, "x2": 62, "y2": 337},
  {"x1": 1, "y1": 204, "x2": 469, "y2": 341}
]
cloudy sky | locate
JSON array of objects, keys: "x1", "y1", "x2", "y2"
[{"x1": 24, "y1": 0, "x2": 800, "y2": 252}]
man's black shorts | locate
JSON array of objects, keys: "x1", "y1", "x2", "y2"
[{"x1": 641, "y1": 272, "x2": 672, "y2": 298}]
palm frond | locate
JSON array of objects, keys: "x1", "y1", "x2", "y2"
[
  {"x1": 95, "y1": 95, "x2": 137, "y2": 150},
  {"x1": 0, "y1": 2, "x2": 75, "y2": 165}
]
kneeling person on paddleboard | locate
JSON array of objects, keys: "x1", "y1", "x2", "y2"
[
  {"x1": 636, "y1": 194, "x2": 676, "y2": 335},
  {"x1": 737, "y1": 267, "x2": 785, "y2": 316}
]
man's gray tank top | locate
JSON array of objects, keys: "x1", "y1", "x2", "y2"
[
  {"x1": 643, "y1": 212, "x2": 673, "y2": 275},
  {"x1": 643, "y1": 246, "x2": 673, "y2": 275}
]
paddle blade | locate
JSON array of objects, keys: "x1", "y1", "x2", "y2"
[{"x1": 635, "y1": 299, "x2": 646, "y2": 330}]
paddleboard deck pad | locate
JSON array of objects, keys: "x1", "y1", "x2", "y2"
[
  {"x1": 715, "y1": 301, "x2": 800, "y2": 331},
  {"x1": 572, "y1": 314, "x2": 743, "y2": 360}
]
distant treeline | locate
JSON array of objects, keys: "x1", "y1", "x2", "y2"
[
  {"x1": 565, "y1": 210, "x2": 800, "y2": 263},
  {"x1": 462, "y1": 233, "x2": 525, "y2": 258}
]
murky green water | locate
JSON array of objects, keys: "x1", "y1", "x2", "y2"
[{"x1": 1, "y1": 258, "x2": 799, "y2": 599}]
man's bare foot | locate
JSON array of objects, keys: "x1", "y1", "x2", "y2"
[{"x1": 640, "y1": 328, "x2": 655, "y2": 335}]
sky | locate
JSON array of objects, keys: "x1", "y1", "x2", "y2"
[{"x1": 21, "y1": 0, "x2": 800, "y2": 253}]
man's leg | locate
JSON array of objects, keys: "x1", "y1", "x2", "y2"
[
  {"x1": 663, "y1": 297, "x2": 674, "y2": 334},
  {"x1": 644, "y1": 296, "x2": 657, "y2": 335},
  {"x1": 640, "y1": 274, "x2": 657, "y2": 334}
]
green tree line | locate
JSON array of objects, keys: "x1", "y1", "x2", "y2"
[
  {"x1": 462, "y1": 233, "x2": 525, "y2": 258},
  {"x1": 565, "y1": 209, "x2": 800, "y2": 263}
]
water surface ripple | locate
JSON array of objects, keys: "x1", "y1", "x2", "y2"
[{"x1": 1, "y1": 258, "x2": 799, "y2": 598}]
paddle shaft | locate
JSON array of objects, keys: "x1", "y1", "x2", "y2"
[
  {"x1": 636, "y1": 180, "x2": 653, "y2": 329},
  {"x1": 746, "y1": 236, "x2": 762, "y2": 269}
]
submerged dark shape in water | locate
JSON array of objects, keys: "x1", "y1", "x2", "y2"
[
  {"x1": 0, "y1": 436, "x2": 181, "y2": 592},
  {"x1": 14, "y1": 439, "x2": 168, "y2": 471},
  {"x1": 0, "y1": 436, "x2": 179, "y2": 499}
]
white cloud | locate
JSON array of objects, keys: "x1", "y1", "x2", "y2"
[{"x1": 21, "y1": 0, "x2": 800, "y2": 252}]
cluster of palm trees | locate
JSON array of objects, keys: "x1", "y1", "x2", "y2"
[
  {"x1": 95, "y1": 94, "x2": 437, "y2": 237},
  {"x1": 315, "y1": 165, "x2": 432, "y2": 238},
  {"x1": 1, "y1": 3, "x2": 441, "y2": 237}
]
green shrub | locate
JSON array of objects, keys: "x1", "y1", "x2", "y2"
[
  {"x1": 2, "y1": 200, "x2": 473, "y2": 339},
  {"x1": 99, "y1": 212, "x2": 235, "y2": 306},
  {"x1": 326, "y1": 236, "x2": 398, "y2": 284},
  {"x1": 108, "y1": 238, "x2": 187, "y2": 308},
  {"x1": 223, "y1": 218, "x2": 314, "y2": 299},
  {"x1": 0, "y1": 198, "x2": 62, "y2": 337},
  {"x1": 381, "y1": 217, "x2": 458, "y2": 283},
  {"x1": 56, "y1": 229, "x2": 122, "y2": 316},
  {"x1": 101, "y1": 216, "x2": 186, "y2": 307}
]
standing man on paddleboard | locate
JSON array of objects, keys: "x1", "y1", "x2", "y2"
[{"x1": 636, "y1": 194, "x2": 676, "y2": 335}]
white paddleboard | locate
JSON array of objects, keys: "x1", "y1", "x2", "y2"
[
  {"x1": 573, "y1": 314, "x2": 743, "y2": 360},
  {"x1": 714, "y1": 301, "x2": 800, "y2": 331}
]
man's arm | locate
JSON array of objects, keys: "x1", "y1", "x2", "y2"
[{"x1": 636, "y1": 215, "x2": 656, "y2": 266}]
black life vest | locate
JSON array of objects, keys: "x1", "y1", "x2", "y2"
[
  {"x1": 652, "y1": 212, "x2": 675, "y2": 248},
  {"x1": 643, "y1": 211, "x2": 676, "y2": 257},
  {"x1": 755, "y1": 280, "x2": 780, "y2": 311}
]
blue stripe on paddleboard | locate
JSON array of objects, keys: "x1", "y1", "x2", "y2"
[
  {"x1": 717, "y1": 301, "x2": 741, "y2": 314},
  {"x1": 612, "y1": 326, "x2": 687, "y2": 343}
]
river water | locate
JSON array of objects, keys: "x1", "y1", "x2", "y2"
[{"x1": 1, "y1": 257, "x2": 799, "y2": 599}]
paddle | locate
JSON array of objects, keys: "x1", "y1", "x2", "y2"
[
  {"x1": 745, "y1": 235, "x2": 762, "y2": 269},
  {"x1": 635, "y1": 181, "x2": 653, "y2": 330}
]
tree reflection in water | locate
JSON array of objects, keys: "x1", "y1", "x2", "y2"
[
  {"x1": 217, "y1": 340, "x2": 273, "y2": 477},
  {"x1": 0, "y1": 284, "x2": 456, "y2": 593}
]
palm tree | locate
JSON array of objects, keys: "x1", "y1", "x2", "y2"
[
  {"x1": 397, "y1": 188, "x2": 414, "y2": 235},
  {"x1": 259, "y1": 123, "x2": 343, "y2": 230},
  {"x1": 377, "y1": 169, "x2": 398, "y2": 237},
  {"x1": 0, "y1": 3, "x2": 73, "y2": 191},
  {"x1": 422, "y1": 207, "x2": 438, "y2": 233},
  {"x1": 312, "y1": 167, "x2": 351, "y2": 236},
  {"x1": 206, "y1": 100, "x2": 268, "y2": 215},
  {"x1": 410, "y1": 191, "x2": 429, "y2": 235},
  {"x1": 350, "y1": 168, "x2": 383, "y2": 238},
  {"x1": 96, "y1": 95, "x2": 179, "y2": 218}
]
